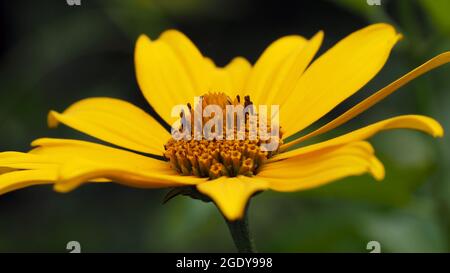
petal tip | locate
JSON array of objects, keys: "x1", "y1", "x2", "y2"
[
  {"x1": 224, "y1": 213, "x2": 244, "y2": 222},
  {"x1": 135, "y1": 34, "x2": 152, "y2": 54},
  {"x1": 427, "y1": 118, "x2": 444, "y2": 138},
  {"x1": 159, "y1": 29, "x2": 184, "y2": 39},
  {"x1": 196, "y1": 178, "x2": 259, "y2": 222},
  {"x1": 370, "y1": 157, "x2": 385, "y2": 181},
  {"x1": 47, "y1": 111, "x2": 60, "y2": 128},
  {"x1": 53, "y1": 182, "x2": 74, "y2": 193},
  {"x1": 371, "y1": 22, "x2": 396, "y2": 31},
  {"x1": 136, "y1": 34, "x2": 151, "y2": 43},
  {"x1": 30, "y1": 138, "x2": 48, "y2": 147},
  {"x1": 366, "y1": 23, "x2": 400, "y2": 42},
  {"x1": 435, "y1": 129, "x2": 444, "y2": 138},
  {"x1": 314, "y1": 30, "x2": 325, "y2": 39}
]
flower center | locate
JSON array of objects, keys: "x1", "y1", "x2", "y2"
[{"x1": 163, "y1": 92, "x2": 282, "y2": 179}]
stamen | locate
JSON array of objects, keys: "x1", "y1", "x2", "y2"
[{"x1": 163, "y1": 92, "x2": 282, "y2": 179}]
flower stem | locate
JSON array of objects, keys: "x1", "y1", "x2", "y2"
[{"x1": 225, "y1": 208, "x2": 256, "y2": 253}]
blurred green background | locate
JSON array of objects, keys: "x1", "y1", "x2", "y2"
[{"x1": 0, "y1": 0, "x2": 449, "y2": 252}]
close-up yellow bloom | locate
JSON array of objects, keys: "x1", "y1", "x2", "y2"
[{"x1": 0, "y1": 22, "x2": 448, "y2": 252}]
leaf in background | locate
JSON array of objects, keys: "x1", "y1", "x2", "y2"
[
  {"x1": 419, "y1": 0, "x2": 450, "y2": 34},
  {"x1": 288, "y1": 156, "x2": 432, "y2": 207},
  {"x1": 359, "y1": 197, "x2": 447, "y2": 252},
  {"x1": 100, "y1": 0, "x2": 168, "y2": 39}
]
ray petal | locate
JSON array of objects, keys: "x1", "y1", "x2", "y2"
[
  {"x1": 245, "y1": 35, "x2": 307, "y2": 105},
  {"x1": 0, "y1": 169, "x2": 57, "y2": 195},
  {"x1": 0, "y1": 138, "x2": 206, "y2": 195},
  {"x1": 259, "y1": 141, "x2": 384, "y2": 192},
  {"x1": 135, "y1": 34, "x2": 205, "y2": 125},
  {"x1": 283, "y1": 52, "x2": 450, "y2": 148},
  {"x1": 196, "y1": 176, "x2": 268, "y2": 221},
  {"x1": 282, "y1": 23, "x2": 401, "y2": 137},
  {"x1": 224, "y1": 57, "x2": 252, "y2": 98},
  {"x1": 48, "y1": 97, "x2": 170, "y2": 155},
  {"x1": 159, "y1": 29, "x2": 209, "y2": 93},
  {"x1": 276, "y1": 115, "x2": 443, "y2": 160}
]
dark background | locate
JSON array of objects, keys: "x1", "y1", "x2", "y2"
[{"x1": 0, "y1": 0, "x2": 449, "y2": 252}]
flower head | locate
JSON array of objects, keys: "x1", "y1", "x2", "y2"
[{"x1": 0, "y1": 23, "x2": 448, "y2": 221}]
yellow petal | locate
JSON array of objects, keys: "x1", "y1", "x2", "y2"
[
  {"x1": 258, "y1": 141, "x2": 384, "y2": 192},
  {"x1": 0, "y1": 169, "x2": 56, "y2": 195},
  {"x1": 201, "y1": 57, "x2": 252, "y2": 98},
  {"x1": 135, "y1": 34, "x2": 200, "y2": 125},
  {"x1": 48, "y1": 97, "x2": 170, "y2": 155},
  {"x1": 30, "y1": 138, "x2": 172, "y2": 174},
  {"x1": 30, "y1": 138, "x2": 167, "y2": 169},
  {"x1": 245, "y1": 35, "x2": 307, "y2": 105},
  {"x1": 0, "y1": 140, "x2": 167, "y2": 195},
  {"x1": 203, "y1": 57, "x2": 216, "y2": 71},
  {"x1": 283, "y1": 52, "x2": 450, "y2": 148},
  {"x1": 54, "y1": 157, "x2": 206, "y2": 193},
  {"x1": 196, "y1": 176, "x2": 268, "y2": 221},
  {"x1": 208, "y1": 68, "x2": 235, "y2": 94},
  {"x1": 266, "y1": 31, "x2": 324, "y2": 110},
  {"x1": 283, "y1": 23, "x2": 401, "y2": 137},
  {"x1": 224, "y1": 57, "x2": 252, "y2": 98},
  {"x1": 0, "y1": 151, "x2": 58, "y2": 169},
  {"x1": 30, "y1": 138, "x2": 205, "y2": 192},
  {"x1": 276, "y1": 115, "x2": 443, "y2": 160},
  {"x1": 158, "y1": 29, "x2": 209, "y2": 93},
  {"x1": 0, "y1": 150, "x2": 110, "y2": 195}
]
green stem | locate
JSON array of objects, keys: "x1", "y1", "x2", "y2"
[{"x1": 225, "y1": 209, "x2": 256, "y2": 253}]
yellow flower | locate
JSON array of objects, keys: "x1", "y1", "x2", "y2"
[{"x1": 0, "y1": 23, "x2": 448, "y2": 221}]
